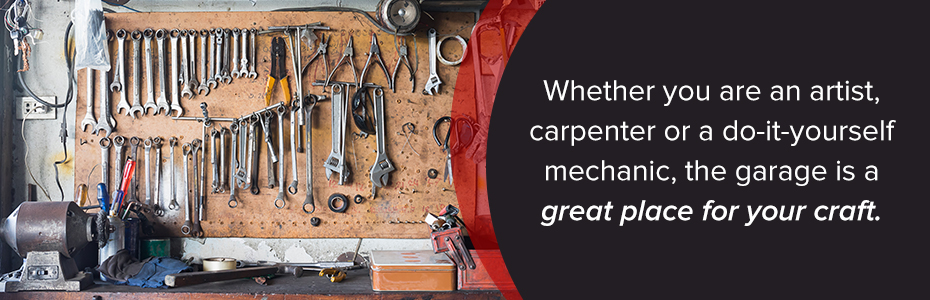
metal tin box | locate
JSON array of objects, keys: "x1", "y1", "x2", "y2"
[{"x1": 370, "y1": 250, "x2": 456, "y2": 291}]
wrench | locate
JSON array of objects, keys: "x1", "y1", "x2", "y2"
[
  {"x1": 249, "y1": 116, "x2": 260, "y2": 195},
  {"x1": 169, "y1": 30, "x2": 183, "y2": 117},
  {"x1": 155, "y1": 29, "x2": 170, "y2": 116},
  {"x1": 168, "y1": 137, "x2": 180, "y2": 210},
  {"x1": 198, "y1": 30, "x2": 212, "y2": 95},
  {"x1": 274, "y1": 106, "x2": 286, "y2": 209},
  {"x1": 263, "y1": 111, "x2": 276, "y2": 189},
  {"x1": 113, "y1": 136, "x2": 126, "y2": 189},
  {"x1": 211, "y1": 29, "x2": 222, "y2": 86},
  {"x1": 220, "y1": 29, "x2": 233, "y2": 84},
  {"x1": 129, "y1": 31, "x2": 145, "y2": 118},
  {"x1": 234, "y1": 120, "x2": 249, "y2": 186},
  {"x1": 144, "y1": 138, "x2": 153, "y2": 207},
  {"x1": 113, "y1": 29, "x2": 130, "y2": 115},
  {"x1": 220, "y1": 127, "x2": 228, "y2": 193},
  {"x1": 180, "y1": 143, "x2": 193, "y2": 235},
  {"x1": 143, "y1": 29, "x2": 158, "y2": 115},
  {"x1": 95, "y1": 66, "x2": 115, "y2": 137},
  {"x1": 228, "y1": 123, "x2": 240, "y2": 208},
  {"x1": 323, "y1": 85, "x2": 349, "y2": 185},
  {"x1": 81, "y1": 68, "x2": 96, "y2": 132},
  {"x1": 191, "y1": 139, "x2": 204, "y2": 238},
  {"x1": 180, "y1": 30, "x2": 194, "y2": 100},
  {"x1": 99, "y1": 138, "x2": 111, "y2": 194},
  {"x1": 288, "y1": 99, "x2": 301, "y2": 195},
  {"x1": 210, "y1": 128, "x2": 220, "y2": 193},
  {"x1": 187, "y1": 29, "x2": 199, "y2": 94},
  {"x1": 238, "y1": 28, "x2": 249, "y2": 78},
  {"x1": 369, "y1": 88, "x2": 395, "y2": 199},
  {"x1": 248, "y1": 28, "x2": 258, "y2": 79},
  {"x1": 129, "y1": 137, "x2": 142, "y2": 202},
  {"x1": 231, "y1": 28, "x2": 240, "y2": 78},
  {"x1": 423, "y1": 29, "x2": 442, "y2": 95},
  {"x1": 152, "y1": 137, "x2": 165, "y2": 216},
  {"x1": 302, "y1": 96, "x2": 319, "y2": 214}
]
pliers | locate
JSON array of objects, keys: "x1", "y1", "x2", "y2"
[
  {"x1": 264, "y1": 37, "x2": 291, "y2": 106},
  {"x1": 391, "y1": 36, "x2": 415, "y2": 93},
  {"x1": 301, "y1": 34, "x2": 330, "y2": 84},
  {"x1": 359, "y1": 32, "x2": 392, "y2": 89},
  {"x1": 433, "y1": 116, "x2": 453, "y2": 183},
  {"x1": 325, "y1": 36, "x2": 358, "y2": 88}
]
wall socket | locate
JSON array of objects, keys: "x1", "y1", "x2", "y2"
[{"x1": 15, "y1": 97, "x2": 57, "y2": 120}]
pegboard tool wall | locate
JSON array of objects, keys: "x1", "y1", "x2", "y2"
[{"x1": 73, "y1": 11, "x2": 473, "y2": 238}]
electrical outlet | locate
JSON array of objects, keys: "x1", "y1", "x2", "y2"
[{"x1": 15, "y1": 97, "x2": 57, "y2": 120}]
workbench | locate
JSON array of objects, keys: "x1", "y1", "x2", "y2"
[{"x1": 2, "y1": 269, "x2": 503, "y2": 299}]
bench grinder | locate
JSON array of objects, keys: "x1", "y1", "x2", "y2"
[{"x1": 0, "y1": 201, "x2": 102, "y2": 292}]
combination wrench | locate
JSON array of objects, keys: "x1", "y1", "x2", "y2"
[
  {"x1": 144, "y1": 138, "x2": 153, "y2": 208},
  {"x1": 155, "y1": 29, "x2": 170, "y2": 115},
  {"x1": 187, "y1": 29, "x2": 199, "y2": 95},
  {"x1": 219, "y1": 29, "x2": 233, "y2": 84},
  {"x1": 274, "y1": 106, "x2": 287, "y2": 209},
  {"x1": 288, "y1": 99, "x2": 301, "y2": 195},
  {"x1": 423, "y1": 29, "x2": 442, "y2": 95},
  {"x1": 210, "y1": 128, "x2": 220, "y2": 193},
  {"x1": 113, "y1": 136, "x2": 126, "y2": 189},
  {"x1": 228, "y1": 123, "x2": 240, "y2": 208},
  {"x1": 198, "y1": 30, "x2": 212, "y2": 95},
  {"x1": 248, "y1": 28, "x2": 258, "y2": 79},
  {"x1": 369, "y1": 88, "x2": 395, "y2": 199},
  {"x1": 95, "y1": 66, "x2": 115, "y2": 137},
  {"x1": 152, "y1": 137, "x2": 165, "y2": 216},
  {"x1": 129, "y1": 137, "x2": 142, "y2": 202},
  {"x1": 181, "y1": 143, "x2": 193, "y2": 235},
  {"x1": 169, "y1": 30, "x2": 184, "y2": 116},
  {"x1": 143, "y1": 29, "x2": 158, "y2": 115},
  {"x1": 238, "y1": 28, "x2": 248, "y2": 78},
  {"x1": 191, "y1": 139, "x2": 204, "y2": 238},
  {"x1": 220, "y1": 127, "x2": 228, "y2": 193},
  {"x1": 302, "y1": 95, "x2": 320, "y2": 214},
  {"x1": 323, "y1": 85, "x2": 349, "y2": 185},
  {"x1": 231, "y1": 28, "x2": 240, "y2": 78},
  {"x1": 99, "y1": 138, "x2": 111, "y2": 193},
  {"x1": 168, "y1": 137, "x2": 180, "y2": 210},
  {"x1": 80, "y1": 68, "x2": 96, "y2": 132},
  {"x1": 207, "y1": 29, "x2": 219, "y2": 89},
  {"x1": 179, "y1": 30, "x2": 194, "y2": 100},
  {"x1": 263, "y1": 111, "x2": 276, "y2": 189},
  {"x1": 113, "y1": 29, "x2": 130, "y2": 116},
  {"x1": 248, "y1": 116, "x2": 261, "y2": 195},
  {"x1": 129, "y1": 31, "x2": 144, "y2": 118}
]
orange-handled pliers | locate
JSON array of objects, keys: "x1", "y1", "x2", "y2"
[{"x1": 264, "y1": 37, "x2": 291, "y2": 106}]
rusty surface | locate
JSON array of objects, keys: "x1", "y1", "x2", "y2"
[{"x1": 73, "y1": 11, "x2": 474, "y2": 238}]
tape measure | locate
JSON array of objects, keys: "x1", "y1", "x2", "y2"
[{"x1": 378, "y1": 0, "x2": 421, "y2": 34}]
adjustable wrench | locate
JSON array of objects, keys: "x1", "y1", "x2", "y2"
[
  {"x1": 248, "y1": 28, "x2": 258, "y2": 79},
  {"x1": 129, "y1": 31, "x2": 145, "y2": 118},
  {"x1": 95, "y1": 66, "x2": 115, "y2": 137},
  {"x1": 288, "y1": 99, "x2": 301, "y2": 195},
  {"x1": 238, "y1": 28, "x2": 249, "y2": 78},
  {"x1": 152, "y1": 137, "x2": 165, "y2": 216},
  {"x1": 113, "y1": 29, "x2": 131, "y2": 115},
  {"x1": 228, "y1": 123, "x2": 240, "y2": 208},
  {"x1": 191, "y1": 139, "x2": 204, "y2": 237},
  {"x1": 114, "y1": 136, "x2": 126, "y2": 189},
  {"x1": 169, "y1": 30, "x2": 183, "y2": 117},
  {"x1": 129, "y1": 137, "x2": 142, "y2": 202},
  {"x1": 187, "y1": 29, "x2": 199, "y2": 94},
  {"x1": 231, "y1": 28, "x2": 240, "y2": 78},
  {"x1": 81, "y1": 68, "x2": 96, "y2": 132},
  {"x1": 423, "y1": 29, "x2": 442, "y2": 95},
  {"x1": 181, "y1": 143, "x2": 193, "y2": 235},
  {"x1": 274, "y1": 106, "x2": 287, "y2": 209},
  {"x1": 220, "y1": 29, "x2": 233, "y2": 84},
  {"x1": 144, "y1": 138, "x2": 153, "y2": 207},
  {"x1": 234, "y1": 120, "x2": 249, "y2": 186},
  {"x1": 210, "y1": 128, "x2": 220, "y2": 193},
  {"x1": 248, "y1": 116, "x2": 260, "y2": 195},
  {"x1": 302, "y1": 96, "x2": 320, "y2": 214},
  {"x1": 99, "y1": 138, "x2": 111, "y2": 195},
  {"x1": 198, "y1": 30, "x2": 212, "y2": 95},
  {"x1": 323, "y1": 85, "x2": 349, "y2": 185},
  {"x1": 168, "y1": 137, "x2": 180, "y2": 211},
  {"x1": 263, "y1": 111, "x2": 276, "y2": 189},
  {"x1": 220, "y1": 127, "x2": 228, "y2": 193},
  {"x1": 155, "y1": 29, "x2": 170, "y2": 115},
  {"x1": 143, "y1": 29, "x2": 158, "y2": 115},
  {"x1": 369, "y1": 88, "x2": 395, "y2": 199},
  {"x1": 180, "y1": 30, "x2": 194, "y2": 100}
]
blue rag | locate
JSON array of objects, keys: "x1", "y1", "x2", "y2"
[{"x1": 125, "y1": 257, "x2": 192, "y2": 288}]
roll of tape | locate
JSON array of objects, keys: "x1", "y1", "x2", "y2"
[
  {"x1": 203, "y1": 257, "x2": 237, "y2": 271},
  {"x1": 437, "y1": 35, "x2": 467, "y2": 66}
]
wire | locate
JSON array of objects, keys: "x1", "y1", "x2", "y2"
[
  {"x1": 101, "y1": 0, "x2": 140, "y2": 13},
  {"x1": 17, "y1": 21, "x2": 74, "y2": 108},
  {"x1": 21, "y1": 109, "x2": 51, "y2": 201},
  {"x1": 273, "y1": 6, "x2": 413, "y2": 36}
]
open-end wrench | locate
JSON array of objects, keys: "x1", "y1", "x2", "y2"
[
  {"x1": 302, "y1": 95, "x2": 319, "y2": 214},
  {"x1": 220, "y1": 29, "x2": 233, "y2": 84},
  {"x1": 144, "y1": 138, "x2": 153, "y2": 207},
  {"x1": 187, "y1": 29, "x2": 199, "y2": 94},
  {"x1": 168, "y1": 137, "x2": 180, "y2": 210},
  {"x1": 155, "y1": 29, "x2": 170, "y2": 115},
  {"x1": 114, "y1": 136, "x2": 126, "y2": 189},
  {"x1": 211, "y1": 29, "x2": 222, "y2": 86},
  {"x1": 248, "y1": 116, "x2": 260, "y2": 195},
  {"x1": 113, "y1": 29, "x2": 131, "y2": 115},
  {"x1": 191, "y1": 139, "x2": 204, "y2": 237},
  {"x1": 210, "y1": 128, "x2": 220, "y2": 193},
  {"x1": 152, "y1": 137, "x2": 165, "y2": 216},
  {"x1": 129, "y1": 137, "x2": 142, "y2": 202},
  {"x1": 323, "y1": 85, "x2": 348, "y2": 185},
  {"x1": 169, "y1": 30, "x2": 183, "y2": 117},
  {"x1": 129, "y1": 31, "x2": 145, "y2": 118},
  {"x1": 220, "y1": 127, "x2": 228, "y2": 193},
  {"x1": 264, "y1": 111, "x2": 276, "y2": 189},
  {"x1": 95, "y1": 66, "x2": 115, "y2": 137},
  {"x1": 369, "y1": 88, "x2": 395, "y2": 199},
  {"x1": 423, "y1": 29, "x2": 442, "y2": 95},
  {"x1": 231, "y1": 28, "x2": 240, "y2": 78},
  {"x1": 181, "y1": 143, "x2": 193, "y2": 235},
  {"x1": 234, "y1": 120, "x2": 249, "y2": 186},
  {"x1": 81, "y1": 68, "x2": 96, "y2": 132},
  {"x1": 99, "y1": 138, "x2": 111, "y2": 196},
  {"x1": 143, "y1": 29, "x2": 158, "y2": 115},
  {"x1": 179, "y1": 30, "x2": 194, "y2": 100},
  {"x1": 198, "y1": 30, "x2": 212, "y2": 95},
  {"x1": 248, "y1": 28, "x2": 258, "y2": 79},
  {"x1": 228, "y1": 123, "x2": 240, "y2": 208},
  {"x1": 288, "y1": 99, "x2": 301, "y2": 195},
  {"x1": 274, "y1": 106, "x2": 287, "y2": 209},
  {"x1": 238, "y1": 28, "x2": 248, "y2": 78}
]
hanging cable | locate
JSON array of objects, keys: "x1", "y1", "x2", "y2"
[{"x1": 273, "y1": 6, "x2": 413, "y2": 36}]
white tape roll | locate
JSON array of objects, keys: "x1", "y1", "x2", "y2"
[
  {"x1": 202, "y1": 257, "x2": 237, "y2": 271},
  {"x1": 437, "y1": 35, "x2": 467, "y2": 66}
]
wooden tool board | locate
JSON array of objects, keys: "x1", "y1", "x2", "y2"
[{"x1": 73, "y1": 11, "x2": 473, "y2": 238}]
